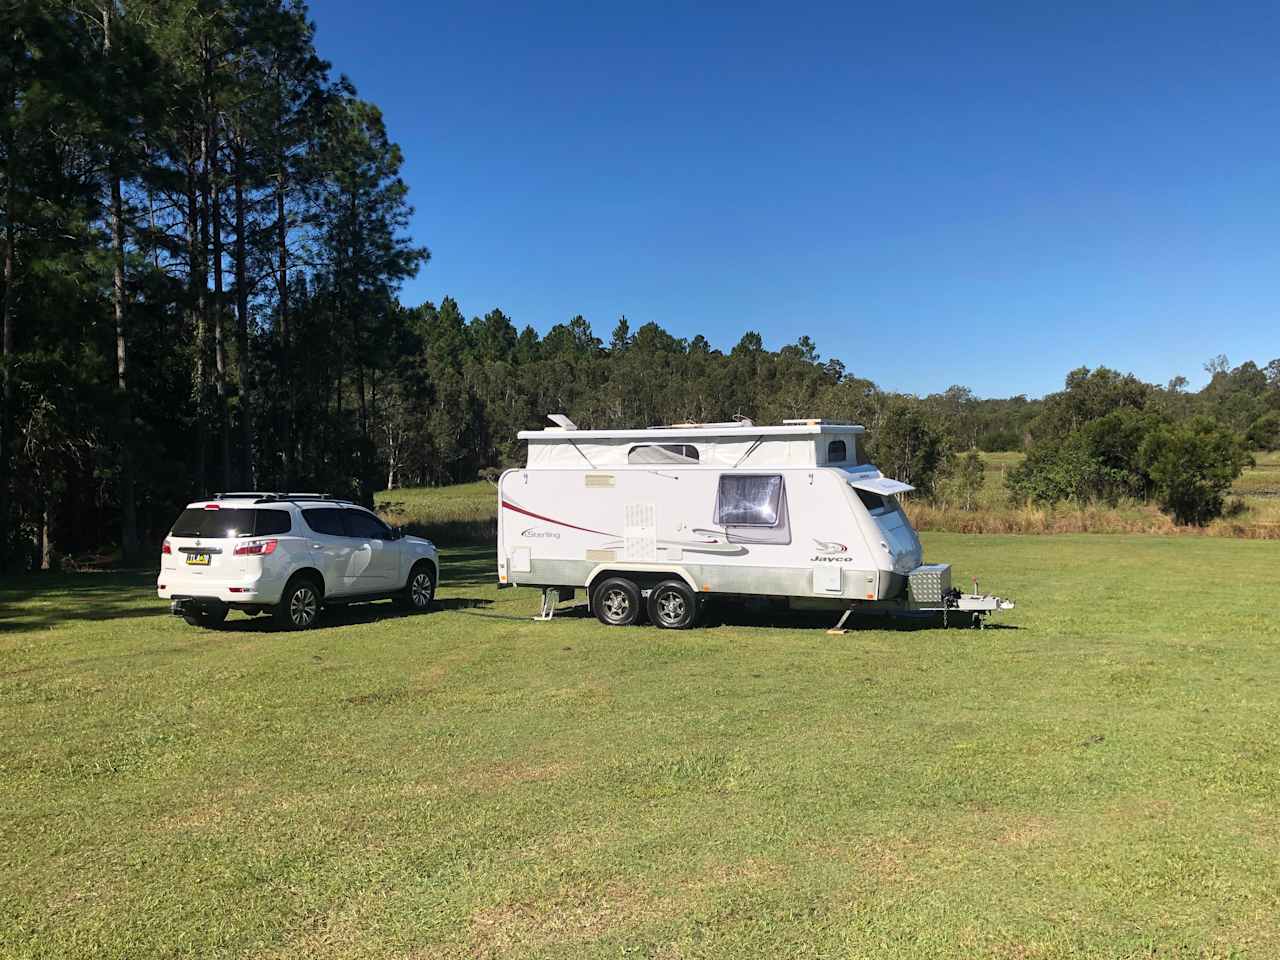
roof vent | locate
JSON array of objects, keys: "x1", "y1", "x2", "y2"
[{"x1": 546, "y1": 413, "x2": 578, "y2": 431}]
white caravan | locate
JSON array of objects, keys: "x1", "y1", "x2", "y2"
[{"x1": 497, "y1": 415, "x2": 1012, "y2": 629}]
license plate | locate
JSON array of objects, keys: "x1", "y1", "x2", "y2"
[{"x1": 186, "y1": 553, "x2": 211, "y2": 566}]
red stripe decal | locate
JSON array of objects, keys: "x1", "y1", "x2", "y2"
[{"x1": 502, "y1": 500, "x2": 616, "y2": 537}]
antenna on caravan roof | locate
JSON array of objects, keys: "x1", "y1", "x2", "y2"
[{"x1": 546, "y1": 413, "x2": 578, "y2": 431}]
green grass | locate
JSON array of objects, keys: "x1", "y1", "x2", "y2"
[{"x1": 3, "y1": 534, "x2": 1280, "y2": 958}]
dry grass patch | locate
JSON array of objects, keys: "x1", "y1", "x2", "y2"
[
  {"x1": 992, "y1": 815, "x2": 1057, "y2": 849},
  {"x1": 461, "y1": 759, "x2": 578, "y2": 790},
  {"x1": 467, "y1": 880, "x2": 666, "y2": 957}
]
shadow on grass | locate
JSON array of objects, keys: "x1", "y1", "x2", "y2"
[
  {"x1": 453, "y1": 598, "x2": 1015, "y2": 632},
  {"x1": 0, "y1": 572, "x2": 166, "y2": 635},
  {"x1": 703, "y1": 602, "x2": 1018, "y2": 632},
  {"x1": 438, "y1": 545, "x2": 496, "y2": 588},
  {"x1": 212, "y1": 596, "x2": 494, "y2": 633}
]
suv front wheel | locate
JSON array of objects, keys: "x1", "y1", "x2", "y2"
[
  {"x1": 275, "y1": 575, "x2": 322, "y2": 630},
  {"x1": 398, "y1": 562, "x2": 435, "y2": 613}
]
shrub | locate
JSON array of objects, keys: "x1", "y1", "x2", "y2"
[
  {"x1": 1006, "y1": 409, "x2": 1158, "y2": 506},
  {"x1": 1246, "y1": 412, "x2": 1280, "y2": 451},
  {"x1": 1139, "y1": 417, "x2": 1252, "y2": 526},
  {"x1": 942, "y1": 451, "x2": 985, "y2": 511}
]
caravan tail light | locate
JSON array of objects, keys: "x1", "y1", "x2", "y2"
[
  {"x1": 161, "y1": 539, "x2": 172, "y2": 555},
  {"x1": 234, "y1": 539, "x2": 277, "y2": 556}
]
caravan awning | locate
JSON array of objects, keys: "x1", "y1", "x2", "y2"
[{"x1": 849, "y1": 476, "x2": 915, "y2": 497}]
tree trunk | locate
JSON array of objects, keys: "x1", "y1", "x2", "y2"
[
  {"x1": 232, "y1": 140, "x2": 253, "y2": 487},
  {"x1": 110, "y1": 168, "x2": 138, "y2": 563},
  {"x1": 210, "y1": 131, "x2": 231, "y2": 492},
  {"x1": 275, "y1": 166, "x2": 293, "y2": 487},
  {"x1": 40, "y1": 498, "x2": 51, "y2": 570},
  {"x1": 187, "y1": 151, "x2": 206, "y2": 493},
  {"x1": 100, "y1": 3, "x2": 138, "y2": 565},
  {"x1": 0, "y1": 176, "x2": 13, "y2": 573}
]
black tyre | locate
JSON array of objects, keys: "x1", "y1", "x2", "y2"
[
  {"x1": 592, "y1": 577, "x2": 641, "y2": 627},
  {"x1": 182, "y1": 603, "x2": 228, "y2": 629},
  {"x1": 275, "y1": 576, "x2": 322, "y2": 630},
  {"x1": 398, "y1": 562, "x2": 436, "y2": 613},
  {"x1": 647, "y1": 579, "x2": 699, "y2": 629}
]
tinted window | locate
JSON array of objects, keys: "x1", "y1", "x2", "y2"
[
  {"x1": 170, "y1": 507, "x2": 292, "y2": 538},
  {"x1": 827, "y1": 440, "x2": 847, "y2": 463},
  {"x1": 170, "y1": 508, "x2": 255, "y2": 538},
  {"x1": 716, "y1": 475, "x2": 783, "y2": 526},
  {"x1": 627, "y1": 444, "x2": 699, "y2": 464},
  {"x1": 255, "y1": 510, "x2": 292, "y2": 535},
  {"x1": 303, "y1": 509, "x2": 347, "y2": 536},
  {"x1": 344, "y1": 510, "x2": 391, "y2": 540},
  {"x1": 856, "y1": 489, "x2": 891, "y2": 515}
]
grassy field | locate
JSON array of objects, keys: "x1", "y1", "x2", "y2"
[
  {"x1": 4, "y1": 534, "x2": 1280, "y2": 958},
  {"x1": 377, "y1": 482, "x2": 497, "y2": 545}
]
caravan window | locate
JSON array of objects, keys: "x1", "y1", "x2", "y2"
[
  {"x1": 628, "y1": 444, "x2": 699, "y2": 465},
  {"x1": 855, "y1": 488, "x2": 893, "y2": 516},
  {"x1": 716, "y1": 475, "x2": 783, "y2": 526},
  {"x1": 827, "y1": 440, "x2": 847, "y2": 463}
]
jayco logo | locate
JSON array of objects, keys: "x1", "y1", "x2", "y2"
[{"x1": 811, "y1": 538, "x2": 852, "y2": 562}]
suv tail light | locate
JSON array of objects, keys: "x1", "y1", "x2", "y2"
[
  {"x1": 162, "y1": 539, "x2": 172, "y2": 555},
  {"x1": 234, "y1": 539, "x2": 277, "y2": 556}
]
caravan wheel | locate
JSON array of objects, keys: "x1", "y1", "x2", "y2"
[
  {"x1": 592, "y1": 577, "x2": 641, "y2": 627},
  {"x1": 647, "y1": 580, "x2": 699, "y2": 629}
]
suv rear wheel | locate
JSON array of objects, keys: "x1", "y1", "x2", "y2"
[{"x1": 275, "y1": 575, "x2": 322, "y2": 630}]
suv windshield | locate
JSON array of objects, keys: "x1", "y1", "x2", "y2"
[{"x1": 170, "y1": 507, "x2": 290, "y2": 538}]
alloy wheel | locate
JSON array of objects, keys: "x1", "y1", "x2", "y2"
[
  {"x1": 656, "y1": 591, "x2": 686, "y2": 626},
  {"x1": 290, "y1": 586, "x2": 318, "y2": 627},
  {"x1": 602, "y1": 588, "x2": 631, "y2": 622},
  {"x1": 411, "y1": 571, "x2": 434, "y2": 608}
]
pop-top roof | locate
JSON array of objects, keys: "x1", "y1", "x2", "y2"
[{"x1": 518, "y1": 416, "x2": 864, "y2": 442}]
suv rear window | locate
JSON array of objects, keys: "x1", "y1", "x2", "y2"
[{"x1": 170, "y1": 507, "x2": 291, "y2": 538}]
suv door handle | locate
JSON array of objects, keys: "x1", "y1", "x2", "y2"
[{"x1": 311, "y1": 543, "x2": 324, "y2": 549}]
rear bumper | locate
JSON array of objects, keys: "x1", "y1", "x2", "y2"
[{"x1": 158, "y1": 576, "x2": 281, "y2": 605}]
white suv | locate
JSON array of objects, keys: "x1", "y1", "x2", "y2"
[{"x1": 156, "y1": 493, "x2": 440, "y2": 630}]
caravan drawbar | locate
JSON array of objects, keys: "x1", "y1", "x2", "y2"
[{"x1": 496, "y1": 415, "x2": 1013, "y2": 629}]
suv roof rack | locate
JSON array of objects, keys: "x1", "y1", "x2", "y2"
[{"x1": 211, "y1": 491, "x2": 356, "y2": 505}]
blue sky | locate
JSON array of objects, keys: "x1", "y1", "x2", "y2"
[{"x1": 306, "y1": 1, "x2": 1280, "y2": 398}]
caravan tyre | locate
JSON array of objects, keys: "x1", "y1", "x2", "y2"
[
  {"x1": 648, "y1": 580, "x2": 699, "y2": 629},
  {"x1": 592, "y1": 577, "x2": 641, "y2": 627}
]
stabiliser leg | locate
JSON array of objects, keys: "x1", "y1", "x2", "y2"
[
  {"x1": 534, "y1": 588, "x2": 558, "y2": 622},
  {"x1": 826, "y1": 607, "x2": 854, "y2": 636}
]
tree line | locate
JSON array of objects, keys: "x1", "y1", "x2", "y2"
[
  {"x1": 5, "y1": 2, "x2": 1279, "y2": 570},
  {"x1": 2, "y1": 0, "x2": 422, "y2": 569}
]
